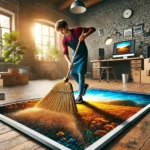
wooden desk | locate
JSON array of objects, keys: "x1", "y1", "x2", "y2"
[
  {"x1": 90, "y1": 57, "x2": 144, "y2": 63},
  {"x1": 90, "y1": 57, "x2": 144, "y2": 82}
]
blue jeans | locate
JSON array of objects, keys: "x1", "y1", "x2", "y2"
[{"x1": 70, "y1": 73, "x2": 85, "y2": 95}]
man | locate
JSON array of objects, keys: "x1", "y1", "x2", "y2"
[{"x1": 55, "y1": 19, "x2": 96, "y2": 103}]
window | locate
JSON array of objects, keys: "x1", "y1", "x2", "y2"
[
  {"x1": 34, "y1": 22, "x2": 55, "y2": 60},
  {"x1": 0, "y1": 13, "x2": 11, "y2": 59}
]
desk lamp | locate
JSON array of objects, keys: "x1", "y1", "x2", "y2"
[
  {"x1": 70, "y1": 0, "x2": 86, "y2": 14},
  {"x1": 104, "y1": 37, "x2": 113, "y2": 45},
  {"x1": 104, "y1": 37, "x2": 113, "y2": 60}
]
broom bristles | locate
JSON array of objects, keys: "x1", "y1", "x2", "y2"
[{"x1": 35, "y1": 81, "x2": 77, "y2": 115}]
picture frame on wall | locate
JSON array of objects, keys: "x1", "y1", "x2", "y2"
[
  {"x1": 98, "y1": 28, "x2": 104, "y2": 36},
  {"x1": 134, "y1": 23, "x2": 144, "y2": 35},
  {"x1": 123, "y1": 28, "x2": 132, "y2": 39}
]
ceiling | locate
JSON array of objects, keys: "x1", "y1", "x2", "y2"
[{"x1": 51, "y1": 0, "x2": 103, "y2": 11}]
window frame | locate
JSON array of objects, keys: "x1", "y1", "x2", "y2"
[
  {"x1": 34, "y1": 21, "x2": 56, "y2": 61},
  {"x1": 0, "y1": 11, "x2": 12, "y2": 60}
]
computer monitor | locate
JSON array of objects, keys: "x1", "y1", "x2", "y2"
[{"x1": 113, "y1": 40, "x2": 135, "y2": 58}]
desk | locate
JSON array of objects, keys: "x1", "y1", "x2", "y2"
[
  {"x1": 90, "y1": 57, "x2": 144, "y2": 82},
  {"x1": 90, "y1": 57, "x2": 144, "y2": 63}
]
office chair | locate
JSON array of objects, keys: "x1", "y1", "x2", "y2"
[{"x1": 99, "y1": 66, "x2": 117, "y2": 82}]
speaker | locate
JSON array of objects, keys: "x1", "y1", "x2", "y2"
[
  {"x1": 99, "y1": 48, "x2": 104, "y2": 60},
  {"x1": 143, "y1": 45, "x2": 150, "y2": 58}
]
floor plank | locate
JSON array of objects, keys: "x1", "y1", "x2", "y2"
[
  {"x1": 0, "y1": 135, "x2": 29, "y2": 150},
  {"x1": 35, "y1": 147, "x2": 48, "y2": 150},
  {"x1": 9, "y1": 141, "x2": 41, "y2": 150},
  {"x1": 142, "y1": 139, "x2": 150, "y2": 150},
  {"x1": 0, "y1": 125, "x2": 12, "y2": 134},
  {"x1": 0, "y1": 130, "x2": 20, "y2": 143},
  {"x1": 0, "y1": 122, "x2": 5, "y2": 127},
  {"x1": 104, "y1": 112, "x2": 150, "y2": 150}
]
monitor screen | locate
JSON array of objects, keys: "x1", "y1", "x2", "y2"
[{"x1": 113, "y1": 40, "x2": 135, "y2": 58}]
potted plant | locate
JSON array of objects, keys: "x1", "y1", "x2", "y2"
[
  {"x1": 36, "y1": 48, "x2": 44, "y2": 61},
  {"x1": 48, "y1": 45, "x2": 62, "y2": 61},
  {"x1": 2, "y1": 31, "x2": 27, "y2": 74}
]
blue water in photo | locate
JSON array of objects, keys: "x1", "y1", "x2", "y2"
[{"x1": 74, "y1": 89, "x2": 150, "y2": 105}]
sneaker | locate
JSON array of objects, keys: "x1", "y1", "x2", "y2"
[
  {"x1": 75, "y1": 95, "x2": 83, "y2": 104},
  {"x1": 82, "y1": 84, "x2": 89, "y2": 96}
]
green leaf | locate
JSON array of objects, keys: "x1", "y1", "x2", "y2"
[
  {"x1": 3, "y1": 32, "x2": 11, "y2": 44},
  {"x1": 10, "y1": 31, "x2": 19, "y2": 41},
  {"x1": 15, "y1": 60, "x2": 21, "y2": 65},
  {"x1": 4, "y1": 57, "x2": 13, "y2": 63},
  {"x1": 2, "y1": 50, "x2": 12, "y2": 58},
  {"x1": 0, "y1": 40, "x2": 3, "y2": 47}
]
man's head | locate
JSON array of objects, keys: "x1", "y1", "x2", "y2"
[{"x1": 55, "y1": 19, "x2": 69, "y2": 34}]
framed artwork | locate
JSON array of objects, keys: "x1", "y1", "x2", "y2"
[
  {"x1": 98, "y1": 28, "x2": 104, "y2": 36},
  {"x1": 124, "y1": 28, "x2": 132, "y2": 39},
  {"x1": 134, "y1": 24, "x2": 144, "y2": 35}
]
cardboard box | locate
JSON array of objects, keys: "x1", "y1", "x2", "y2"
[
  {"x1": 0, "y1": 72, "x2": 16, "y2": 86},
  {"x1": 0, "y1": 72, "x2": 29, "y2": 86}
]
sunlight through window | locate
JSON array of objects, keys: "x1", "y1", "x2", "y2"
[
  {"x1": 34, "y1": 22, "x2": 55, "y2": 61},
  {"x1": 0, "y1": 14, "x2": 11, "y2": 59}
]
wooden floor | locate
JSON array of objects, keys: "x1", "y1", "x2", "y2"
[{"x1": 0, "y1": 79, "x2": 150, "y2": 150}]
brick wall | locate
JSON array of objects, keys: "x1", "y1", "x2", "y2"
[{"x1": 79, "y1": 0, "x2": 150, "y2": 78}]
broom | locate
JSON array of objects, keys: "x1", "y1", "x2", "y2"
[{"x1": 35, "y1": 30, "x2": 84, "y2": 115}]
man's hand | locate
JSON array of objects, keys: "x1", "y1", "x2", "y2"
[
  {"x1": 69, "y1": 63, "x2": 73, "y2": 70},
  {"x1": 79, "y1": 34, "x2": 86, "y2": 41}
]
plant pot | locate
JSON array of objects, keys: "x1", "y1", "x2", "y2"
[{"x1": 8, "y1": 68, "x2": 19, "y2": 75}]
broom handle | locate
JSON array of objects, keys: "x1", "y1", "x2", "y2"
[{"x1": 64, "y1": 30, "x2": 84, "y2": 81}]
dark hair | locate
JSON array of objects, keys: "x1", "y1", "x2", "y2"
[{"x1": 55, "y1": 20, "x2": 68, "y2": 31}]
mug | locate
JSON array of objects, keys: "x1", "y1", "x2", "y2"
[{"x1": 140, "y1": 55, "x2": 143, "y2": 57}]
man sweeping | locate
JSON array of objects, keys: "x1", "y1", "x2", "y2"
[{"x1": 55, "y1": 20, "x2": 96, "y2": 104}]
